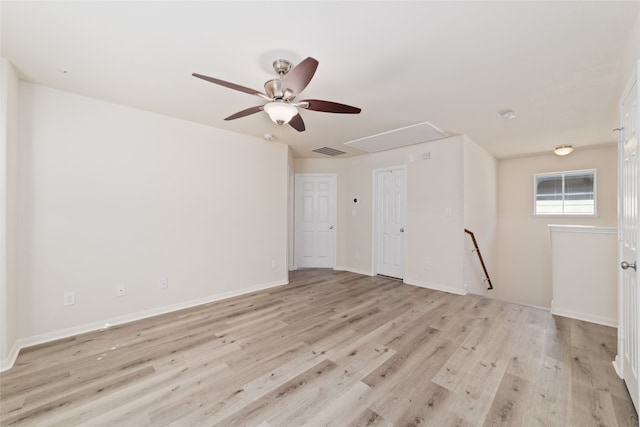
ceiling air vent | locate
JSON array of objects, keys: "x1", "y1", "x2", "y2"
[{"x1": 313, "y1": 147, "x2": 346, "y2": 157}]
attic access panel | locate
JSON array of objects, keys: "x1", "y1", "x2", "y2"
[{"x1": 344, "y1": 121, "x2": 449, "y2": 153}]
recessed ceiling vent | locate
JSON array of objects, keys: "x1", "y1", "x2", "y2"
[{"x1": 313, "y1": 147, "x2": 346, "y2": 157}]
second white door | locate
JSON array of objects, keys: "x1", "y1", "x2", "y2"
[
  {"x1": 375, "y1": 167, "x2": 406, "y2": 279},
  {"x1": 295, "y1": 174, "x2": 336, "y2": 269},
  {"x1": 618, "y1": 69, "x2": 639, "y2": 411}
]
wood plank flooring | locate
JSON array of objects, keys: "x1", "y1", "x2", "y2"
[{"x1": 1, "y1": 269, "x2": 637, "y2": 426}]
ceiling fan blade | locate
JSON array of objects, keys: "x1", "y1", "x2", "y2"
[
  {"x1": 224, "y1": 105, "x2": 264, "y2": 121},
  {"x1": 289, "y1": 114, "x2": 306, "y2": 132},
  {"x1": 192, "y1": 73, "x2": 270, "y2": 100},
  {"x1": 299, "y1": 99, "x2": 361, "y2": 114},
  {"x1": 283, "y1": 57, "x2": 319, "y2": 95}
]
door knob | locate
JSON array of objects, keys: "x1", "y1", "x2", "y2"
[
  {"x1": 621, "y1": 261, "x2": 637, "y2": 271},
  {"x1": 400, "y1": 228, "x2": 404, "y2": 232},
  {"x1": 329, "y1": 225, "x2": 334, "y2": 230}
]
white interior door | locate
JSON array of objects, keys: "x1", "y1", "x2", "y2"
[
  {"x1": 295, "y1": 174, "x2": 336, "y2": 269},
  {"x1": 618, "y1": 70, "x2": 639, "y2": 410},
  {"x1": 375, "y1": 167, "x2": 405, "y2": 279}
]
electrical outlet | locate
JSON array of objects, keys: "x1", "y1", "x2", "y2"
[
  {"x1": 160, "y1": 278, "x2": 168, "y2": 289},
  {"x1": 64, "y1": 291, "x2": 75, "y2": 306},
  {"x1": 116, "y1": 285, "x2": 126, "y2": 297}
]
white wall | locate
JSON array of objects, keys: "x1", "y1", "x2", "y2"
[
  {"x1": 549, "y1": 225, "x2": 617, "y2": 326},
  {"x1": 400, "y1": 137, "x2": 465, "y2": 294},
  {"x1": 7, "y1": 83, "x2": 288, "y2": 367},
  {"x1": 618, "y1": 6, "x2": 640, "y2": 94},
  {"x1": 496, "y1": 146, "x2": 618, "y2": 308},
  {"x1": 463, "y1": 136, "x2": 498, "y2": 295},
  {"x1": 294, "y1": 135, "x2": 495, "y2": 296},
  {"x1": 0, "y1": 58, "x2": 20, "y2": 367}
]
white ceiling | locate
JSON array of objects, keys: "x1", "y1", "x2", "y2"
[{"x1": 2, "y1": 1, "x2": 638, "y2": 159}]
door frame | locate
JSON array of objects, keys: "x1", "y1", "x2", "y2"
[
  {"x1": 294, "y1": 173, "x2": 337, "y2": 270},
  {"x1": 288, "y1": 166, "x2": 294, "y2": 271},
  {"x1": 372, "y1": 165, "x2": 407, "y2": 278}
]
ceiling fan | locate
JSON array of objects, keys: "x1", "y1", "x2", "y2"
[{"x1": 192, "y1": 57, "x2": 361, "y2": 132}]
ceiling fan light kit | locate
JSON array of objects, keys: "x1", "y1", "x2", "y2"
[
  {"x1": 193, "y1": 56, "x2": 361, "y2": 132},
  {"x1": 264, "y1": 101, "x2": 298, "y2": 125}
]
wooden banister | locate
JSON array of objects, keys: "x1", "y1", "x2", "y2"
[{"x1": 464, "y1": 229, "x2": 493, "y2": 290}]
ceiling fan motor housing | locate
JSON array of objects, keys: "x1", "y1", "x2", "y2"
[{"x1": 264, "y1": 79, "x2": 284, "y2": 99}]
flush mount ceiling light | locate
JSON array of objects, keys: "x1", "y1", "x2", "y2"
[
  {"x1": 554, "y1": 145, "x2": 574, "y2": 156},
  {"x1": 263, "y1": 101, "x2": 298, "y2": 125},
  {"x1": 499, "y1": 110, "x2": 517, "y2": 120}
]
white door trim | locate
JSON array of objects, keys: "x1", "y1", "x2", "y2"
[
  {"x1": 372, "y1": 165, "x2": 407, "y2": 278},
  {"x1": 288, "y1": 166, "x2": 294, "y2": 271}
]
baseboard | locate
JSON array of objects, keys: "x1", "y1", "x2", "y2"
[
  {"x1": 0, "y1": 340, "x2": 21, "y2": 372},
  {"x1": 334, "y1": 266, "x2": 374, "y2": 276},
  {"x1": 613, "y1": 355, "x2": 622, "y2": 378},
  {"x1": 519, "y1": 302, "x2": 552, "y2": 312},
  {"x1": 403, "y1": 278, "x2": 468, "y2": 296},
  {"x1": 486, "y1": 294, "x2": 551, "y2": 312},
  {"x1": 0, "y1": 279, "x2": 288, "y2": 372},
  {"x1": 550, "y1": 307, "x2": 617, "y2": 327}
]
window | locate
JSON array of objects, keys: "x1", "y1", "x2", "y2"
[{"x1": 534, "y1": 169, "x2": 596, "y2": 216}]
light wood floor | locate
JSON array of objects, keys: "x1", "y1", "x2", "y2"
[{"x1": 1, "y1": 269, "x2": 637, "y2": 426}]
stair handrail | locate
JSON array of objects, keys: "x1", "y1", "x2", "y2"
[{"x1": 464, "y1": 229, "x2": 494, "y2": 290}]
